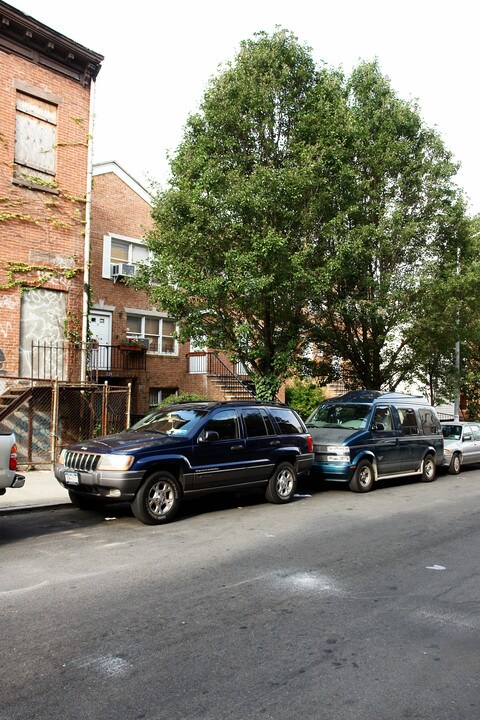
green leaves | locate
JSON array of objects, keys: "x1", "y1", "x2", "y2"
[{"x1": 140, "y1": 33, "x2": 468, "y2": 397}]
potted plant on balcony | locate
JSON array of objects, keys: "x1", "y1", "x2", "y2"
[{"x1": 118, "y1": 338, "x2": 146, "y2": 352}]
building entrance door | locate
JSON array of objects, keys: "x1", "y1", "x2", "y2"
[{"x1": 88, "y1": 312, "x2": 112, "y2": 370}]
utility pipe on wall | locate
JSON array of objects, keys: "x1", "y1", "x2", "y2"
[{"x1": 80, "y1": 79, "x2": 97, "y2": 383}]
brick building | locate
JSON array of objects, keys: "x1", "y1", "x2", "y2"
[
  {"x1": 89, "y1": 162, "x2": 256, "y2": 414},
  {"x1": 89, "y1": 161, "x2": 193, "y2": 414},
  {"x1": 0, "y1": 1, "x2": 102, "y2": 381}
]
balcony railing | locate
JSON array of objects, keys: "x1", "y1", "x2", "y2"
[
  {"x1": 88, "y1": 344, "x2": 147, "y2": 374},
  {"x1": 28, "y1": 342, "x2": 146, "y2": 381}
]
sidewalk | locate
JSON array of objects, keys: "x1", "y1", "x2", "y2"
[{"x1": 0, "y1": 469, "x2": 71, "y2": 513}]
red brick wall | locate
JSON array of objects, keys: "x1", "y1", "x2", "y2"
[
  {"x1": 0, "y1": 49, "x2": 92, "y2": 377},
  {"x1": 90, "y1": 170, "x2": 192, "y2": 413}
]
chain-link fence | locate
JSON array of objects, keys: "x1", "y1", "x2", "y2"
[{"x1": 0, "y1": 380, "x2": 131, "y2": 468}]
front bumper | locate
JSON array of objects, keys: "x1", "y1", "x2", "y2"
[
  {"x1": 54, "y1": 465, "x2": 144, "y2": 501},
  {"x1": 310, "y1": 459, "x2": 354, "y2": 482}
]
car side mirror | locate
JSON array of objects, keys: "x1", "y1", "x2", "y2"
[
  {"x1": 463, "y1": 434, "x2": 472, "y2": 442},
  {"x1": 372, "y1": 422, "x2": 385, "y2": 432},
  {"x1": 198, "y1": 430, "x2": 220, "y2": 443}
]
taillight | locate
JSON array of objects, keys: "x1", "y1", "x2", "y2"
[
  {"x1": 9, "y1": 443, "x2": 17, "y2": 471},
  {"x1": 307, "y1": 435, "x2": 313, "y2": 453}
]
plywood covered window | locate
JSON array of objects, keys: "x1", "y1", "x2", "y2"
[{"x1": 14, "y1": 91, "x2": 57, "y2": 183}]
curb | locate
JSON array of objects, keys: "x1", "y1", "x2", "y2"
[{"x1": 0, "y1": 501, "x2": 72, "y2": 515}]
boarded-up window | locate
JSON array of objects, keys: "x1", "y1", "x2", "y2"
[{"x1": 14, "y1": 91, "x2": 57, "y2": 183}]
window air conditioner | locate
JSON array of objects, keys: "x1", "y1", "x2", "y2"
[{"x1": 111, "y1": 263, "x2": 136, "y2": 281}]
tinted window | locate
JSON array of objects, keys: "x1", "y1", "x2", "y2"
[
  {"x1": 241, "y1": 409, "x2": 269, "y2": 437},
  {"x1": 203, "y1": 410, "x2": 239, "y2": 440},
  {"x1": 373, "y1": 406, "x2": 393, "y2": 431},
  {"x1": 271, "y1": 408, "x2": 304, "y2": 434},
  {"x1": 261, "y1": 409, "x2": 275, "y2": 435},
  {"x1": 442, "y1": 424, "x2": 462, "y2": 440},
  {"x1": 418, "y1": 407, "x2": 441, "y2": 435},
  {"x1": 397, "y1": 407, "x2": 420, "y2": 435}
]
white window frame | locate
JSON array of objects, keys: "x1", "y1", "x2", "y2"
[
  {"x1": 125, "y1": 309, "x2": 178, "y2": 356},
  {"x1": 102, "y1": 233, "x2": 150, "y2": 280},
  {"x1": 149, "y1": 387, "x2": 179, "y2": 406}
]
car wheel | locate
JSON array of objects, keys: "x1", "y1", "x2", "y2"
[
  {"x1": 131, "y1": 471, "x2": 180, "y2": 525},
  {"x1": 265, "y1": 462, "x2": 297, "y2": 504},
  {"x1": 448, "y1": 453, "x2": 461, "y2": 475},
  {"x1": 421, "y1": 454, "x2": 436, "y2": 482},
  {"x1": 68, "y1": 489, "x2": 104, "y2": 511},
  {"x1": 349, "y1": 459, "x2": 374, "y2": 493}
]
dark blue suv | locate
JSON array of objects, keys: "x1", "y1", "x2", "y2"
[{"x1": 55, "y1": 401, "x2": 314, "y2": 524}]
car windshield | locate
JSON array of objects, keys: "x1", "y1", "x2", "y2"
[
  {"x1": 441, "y1": 424, "x2": 462, "y2": 440},
  {"x1": 306, "y1": 403, "x2": 371, "y2": 429},
  {"x1": 129, "y1": 408, "x2": 208, "y2": 436}
]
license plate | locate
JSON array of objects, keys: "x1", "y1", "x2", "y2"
[{"x1": 64, "y1": 471, "x2": 80, "y2": 485}]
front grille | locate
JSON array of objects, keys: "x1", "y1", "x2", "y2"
[{"x1": 64, "y1": 451, "x2": 101, "y2": 472}]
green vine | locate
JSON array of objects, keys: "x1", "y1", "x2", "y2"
[
  {"x1": 0, "y1": 261, "x2": 82, "y2": 292},
  {"x1": 64, "y1": 311, "x2": 83, "y2": 345},
  {"x1": 15, "y1": 172, "x2": 58, "y2": 189},
  {"x1": 0, "y1": 212, "x2": 37, "y2": 223}
]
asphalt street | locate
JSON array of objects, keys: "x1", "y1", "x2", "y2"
[{"x1": 1, "y1": 470, "x2": 480, "y2": 720}]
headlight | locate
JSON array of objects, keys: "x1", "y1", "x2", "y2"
[
  {"x1": 444, "y1": 448, "x2": 452, "y2": 456},
  {"x1": 58, "y1": 449, "x2": 67, "y2": 465},
  {"x1": 97, "y1": 454, "x2": 135, "y2": 471}
]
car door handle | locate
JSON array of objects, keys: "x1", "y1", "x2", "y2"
[
  {"x1": 230, "y1": 444, "x2": 244, "y2": 451},
  {"x1": 270, "y1": 440, "x2": 281, "y2": 446}
]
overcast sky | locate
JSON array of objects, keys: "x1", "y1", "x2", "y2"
[{"x1": 13, "y1": 0, "x2": 480, "y2": 214}]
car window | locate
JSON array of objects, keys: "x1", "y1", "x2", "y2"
[
  {"x1": 463, "y1": 426, "x2": 474, "y2": 441},
  {"x1": 397, "y1": 408, "x2": 420, "y2": 435},
  {"x1": 418, "y1": 407, "x2": 441, "y2": 435},
  {"x1": 241, "y1": 408, "x2": 270, "y2": 437},
  {"x1": 271, "y1": 408, "x2": 304, "y2": 434},
  {"x1": 203, "y1": 410, "x2": 239, "y2": 440},
  {"x1": 130, "y1": 407, "x2": 207, "y2": 435},
  {"x1": 306, "y1": 403, "x2": 370, "y2": 429},
  {"x1": 260, "y1": 409, "x2": 275, "y2": 435},
  {"x1": 472, "y1": 425, "x2": 480, "y2": 441},
  {"x1": 373, "y1": 406, "x2": 393, "y2": 431},
  {"x1": 442, "y1": 424, "x2": 462, "y2": 440}
]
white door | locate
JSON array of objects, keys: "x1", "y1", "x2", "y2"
[{"x1": 88, "y1": 312, "x2": 112, "y2": 370}]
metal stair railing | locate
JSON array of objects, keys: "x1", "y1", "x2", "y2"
[
  {"x1": 0, "y1": 385, "x2": 33, "y2": 423},
  {"x1": 206, "y1": 353, "x2": 256, "y2": 400}
]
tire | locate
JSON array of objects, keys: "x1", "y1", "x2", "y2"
[
  {"x1": 348, "y1": 459, "x2": 375, "y2": 493},
  {"x1": 421, "y1": 454, "x2": 436, "y2": 482},
  {"x1": 131, "y1": 471, "x2": 181, "y2": 525},
  {"x1": 265, "y1": 462, "x2": 297, "y2": 504},
  {"x1": 68, "y1": 489, "x2": 104, "y2": 511},
  {"x1": 448, "y1": 453, "x2": 461, "y2": 475}
]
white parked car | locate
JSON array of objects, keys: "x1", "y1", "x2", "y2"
[
  {"x1": 441, "y1": 422, "x2": 480, "y2": 474},
  {"x1": 0, "y1": 433, "x2": 25, "y2": 496}
]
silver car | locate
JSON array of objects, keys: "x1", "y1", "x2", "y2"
[{"x1": 441, "y1": 422, "x2": 480, "y2": 474}]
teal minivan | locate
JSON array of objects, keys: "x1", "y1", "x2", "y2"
[{"x1": 306, "y1": 390, "x2": 444, "y2": 492}]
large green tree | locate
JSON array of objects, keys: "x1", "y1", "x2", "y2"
[
  {"x1": 140, "y1": 31, "x2": 335, "y2": 399},
  {"x1": 308, "y1": 62, "x2": 468, "y2": 391},
  {"x1": 141, "y1": 34, "x2": 468, "y2": 400}
]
